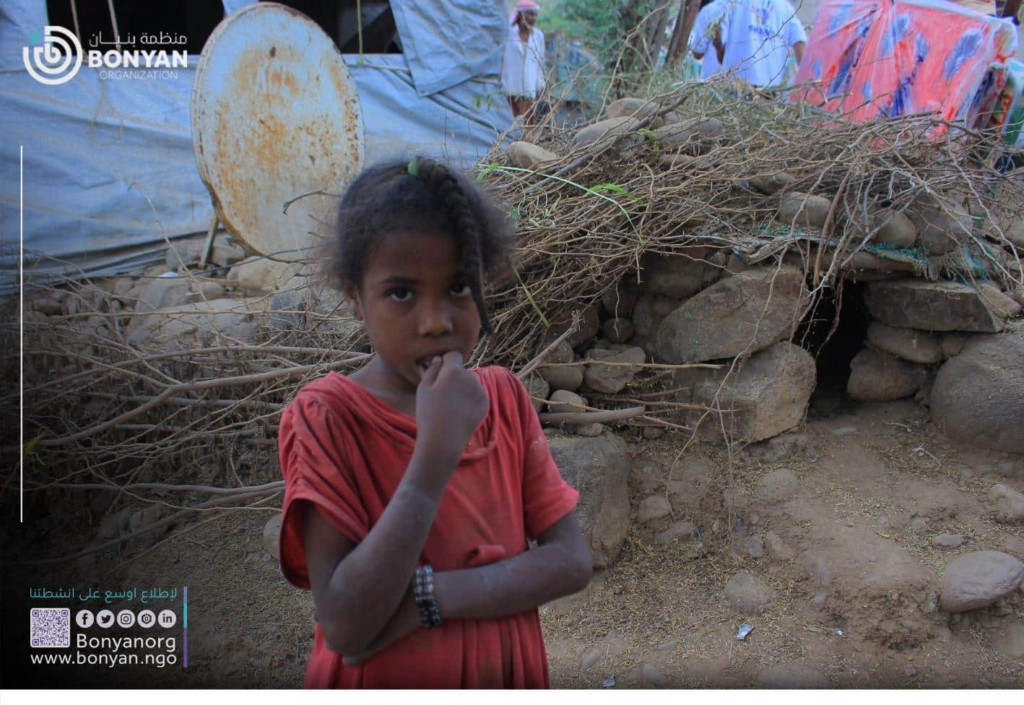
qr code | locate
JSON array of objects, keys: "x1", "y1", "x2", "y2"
[{"x1": 30, "y1": 608, "x2": 70, "y2": 648}]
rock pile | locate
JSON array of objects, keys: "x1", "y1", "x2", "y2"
[
  {"x1": 526, "y1": 255, "x2": 819, "y2": 444},
  {"x1": 841, "y1": 279, "x2": 1022, "y2": 453},
  {"x1": 507, "y1": 98, "x2": 1019, "y2": 448}
]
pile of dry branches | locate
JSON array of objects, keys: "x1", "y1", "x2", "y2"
[{"x1": 474, "y1": 81, "x2": 1024, "y2": 369}]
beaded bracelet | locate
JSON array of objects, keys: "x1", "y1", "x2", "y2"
[{"x1": 413, "y1": 565, "x2": 443, "y2": 629}]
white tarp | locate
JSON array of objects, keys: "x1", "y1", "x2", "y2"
[{"x1": 390, "y1": 0, "x2": 507, "y2": 96}]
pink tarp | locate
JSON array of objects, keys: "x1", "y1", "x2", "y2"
[{"x1": 793, "y1": 0, "x2": 1018, "y2": 131}]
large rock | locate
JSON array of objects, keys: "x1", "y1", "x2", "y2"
[
  {"x1": 508, "y1": 141, "x2": 559, "y2": 170},
  {"x1": 940, "y1": 333, "x2": 971, "y2": 359},
  {"x1": 872, "y1": 210, "x2": 918, "y2": 248},
  {"x1": 777, "y1": 192, "x2": 832, "y2": 229},
  {"x1": 267, "y1": 279, "x2": 355, "y2": 335},
  {"x1": 547, "y1": 389, "x2": 587, "y2": 414},
  {"x1": 126, "y1": 297, "x2": 264, "y2": 351},
  {"x1": 746, "y1": 172, "x2": 795, "y2": 195},
  {"x1": 604, "y1": 97, "x2": 659, "y2": 120},
  {"x1": 864, "y1": 279, "x2": 1006, "y2": 333},
  {"x1": 939, "y1": 551, "x2": 1024, "y2": 613},
  {"x1": 525, "y1": 375, "x2": 550, "y2": 413},
  {"x1": 631, "y1": 294, "x2": 679, "y2": 339},
  {"x1": 847, "y1": 347, "x2": 928, "y2": 402},
  {"x1": 538, "y1": 340, "x2": 584, "y2": 392},
  {"x1": 724, "y1": 571, "x2": 775, "y2": 614},
  {"x1": 135, "y1": 275, "x2": 226, "y2": 313},
  {"x1": 639, "y1": 250, "x2": 721, "y2": 299},
  {"x1": 548, "y1": 434, "x2": 632, "y2": 568},
  {"x1": 677, "y1": 343, "x2": 816, "y2": 443},
  {"x1": 228, "y1": 257, "x2": 303, "y2": 295},
  {"x1": 866, "y1": 322, "x2": 943, "y2": 364},
  {"x1": 601, "y1": 277, "x2": 640, "y2": 318},
  {"x1": 907, "y1": 198, "x2": 972, "y2": 256},
  {"x1": 583, "y1": 346, "x2": 645, "y2": 394},
  {"x1": 636, "y1": 495, "x2": 671, "y2": 524},
  {"x1": 652, "y1": 117, "x2": 722, "y2": 154},
  {"x1": 930, "y1": 329, "x2": 1024, "y2": 453},
  {"x1": 977, "y1": 283, "x2": 1022, "y2": 319},
  {"x1": 988, "y1": 484, "x2": 1024, "y2": 525},
  {"x1": 571, "y1": 117, "x2": 642, "y2": 154},
  {"x1": 542, "y1": 304, "x2": 601, "y2": 349},
  {"x1": 603, "y1": 318, "x2": 634, "y2": 344},
  {"x1": 656, "y1": 266, "x2": 810, "y2": 363}
]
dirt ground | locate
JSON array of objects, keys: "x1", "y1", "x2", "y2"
[{"x1": 6, "y1": 395, "x2": 1024, "y2": 689}]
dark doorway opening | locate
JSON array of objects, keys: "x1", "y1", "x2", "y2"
[{"x1": 796, "y1": 279, "x2": 870, "y2": 417}]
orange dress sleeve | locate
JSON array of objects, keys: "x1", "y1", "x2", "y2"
[
  {"x1": 277, "y1": 391, "x2": 369, "y2": 590},
  {"x1": 503, "y1": 369, "x2": 580, "y2": 540}
]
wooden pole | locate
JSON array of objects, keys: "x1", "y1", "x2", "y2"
[{"x1": 665, "y1": 0, "x2": 701, "y2": 72}]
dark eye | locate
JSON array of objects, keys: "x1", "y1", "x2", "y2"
[
  {"x1": 387, "y1": 287, "x2": 413, "y2": 302},
  {"x1": 450, "y1": 282, "x2": 471, "y2": 298}
]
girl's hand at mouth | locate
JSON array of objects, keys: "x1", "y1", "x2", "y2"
[{"x1": 414, "y1": 351, "x2": 489, "y2": 474}]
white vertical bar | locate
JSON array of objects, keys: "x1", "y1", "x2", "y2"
[{"x1": 20, "y1": 144, "x2": 24, "y2": 523}]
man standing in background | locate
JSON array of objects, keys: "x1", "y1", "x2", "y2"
[
  {"x1": 713, "y1": 0, "x2": 807, "y2": 88},
  {"x1": 502, "y1": 0, "x2": 546, "y2": 120},
  {"x1": 691, "y1": 0, "x2": 728, "y2": 80}
]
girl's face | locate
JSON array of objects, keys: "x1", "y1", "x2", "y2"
[{"x1": 345, "y1": 230, "x2": 482, "y2": 394}]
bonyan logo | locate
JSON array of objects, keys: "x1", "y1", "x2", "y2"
[{"x1": 23, "y1": 26, "x2": 83, "y2": 85}]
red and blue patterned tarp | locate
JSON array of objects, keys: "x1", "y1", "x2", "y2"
[{"x1": 793, "y1": 0, "x2": 1018, "y2": 134}]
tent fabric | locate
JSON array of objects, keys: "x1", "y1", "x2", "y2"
[
  {"x1": 0, "y1": 1, "x2": 43, "y2": 53},
  {"x1": 344, "y1": 54, "x2": 511, "y2": 164},
  {"x1": 0, "y1": 56, "x2": 215, "y2": 291},
  {"x1": 793, "y1": 0, "x2": 1018, "y2": 133},
  {"x1": 0, "y1": 2, "x2": 512, "y2": 292},
  {"x1": 390, "y1": 0, "x2": 507, "y2": 97}
]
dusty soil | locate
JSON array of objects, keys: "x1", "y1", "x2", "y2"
[{"x1": 5, "y1": 398, "x2": 1023, "y2": 688}]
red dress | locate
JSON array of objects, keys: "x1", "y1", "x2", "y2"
[{"x1": 277, "y1": 365, "x2": 580, "y2": 688}]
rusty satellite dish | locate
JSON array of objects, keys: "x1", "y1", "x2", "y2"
[{"x1": 192, "y1": 2, "x2": 364, "y2": 260}]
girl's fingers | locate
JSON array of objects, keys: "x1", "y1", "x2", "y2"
[
  {"x1": 421, "y1": 355, "x2": 443, "y2": 386},
  {"x1": 439, "y1": 350, "x2": 463, "y2": 378}
]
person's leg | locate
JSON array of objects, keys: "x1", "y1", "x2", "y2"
[
  {"x1": 520, "y1": 98, "x2": 536, "y2": 123},
  {"x1": 509, "y1": 96, "x2": 535, "y2": 119},
  {"x1": 508, "y1": 96, "x2": 526, "y2": 117}
]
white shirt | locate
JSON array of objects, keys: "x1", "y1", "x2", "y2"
[
  {"x1": 502, "y1": 25, "x2": 546, "y2": 98},
  {"x1": 691, "y1": 0, "x2": 728, "y2": 80},
  {"x1": 719, "y1": 0, "x2": 808, "y2": 87}
]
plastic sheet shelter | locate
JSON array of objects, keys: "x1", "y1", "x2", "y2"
[
  {"x1": 793, "y1": 0, "x2": 1018, "y2": 132},
  {"x1": 0, "y1": 1, "x2": 512, "y2": 292}
]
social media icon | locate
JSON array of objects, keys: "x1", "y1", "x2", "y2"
[
  {"x1": 96, "y1": 610, "x2": 115, "y2": 629},
  {"x1": 137, "y1": 610, "x2": 156, "y2": 628},
  {"x1": 75, "y1": 610, "x2": 94, "y2": 628},
  {"x1": 157, "y1": 610, "x2": 177, "y2": 628},
  {"x1": 117, "y1": 610, "x2": 135, "y2": 628}
]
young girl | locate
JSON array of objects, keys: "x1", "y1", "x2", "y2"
[{"x1": 277, "y1": 157, "x2": 592, "y2": 688}]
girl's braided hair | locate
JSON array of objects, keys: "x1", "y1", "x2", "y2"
[{"x1": 328, "y1": 157, "x2": 512, "y2": 333}]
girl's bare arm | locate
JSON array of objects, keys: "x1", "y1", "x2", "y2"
[
  {"x1": 303, "y1": 443, "x2": 459, "y2": 656},
  {"x1": 338, "y1": 511, "x2": 591, "y2": 665},
  {"x1": 434, "y1": 511, "x2": 591, "y2": 618}
]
